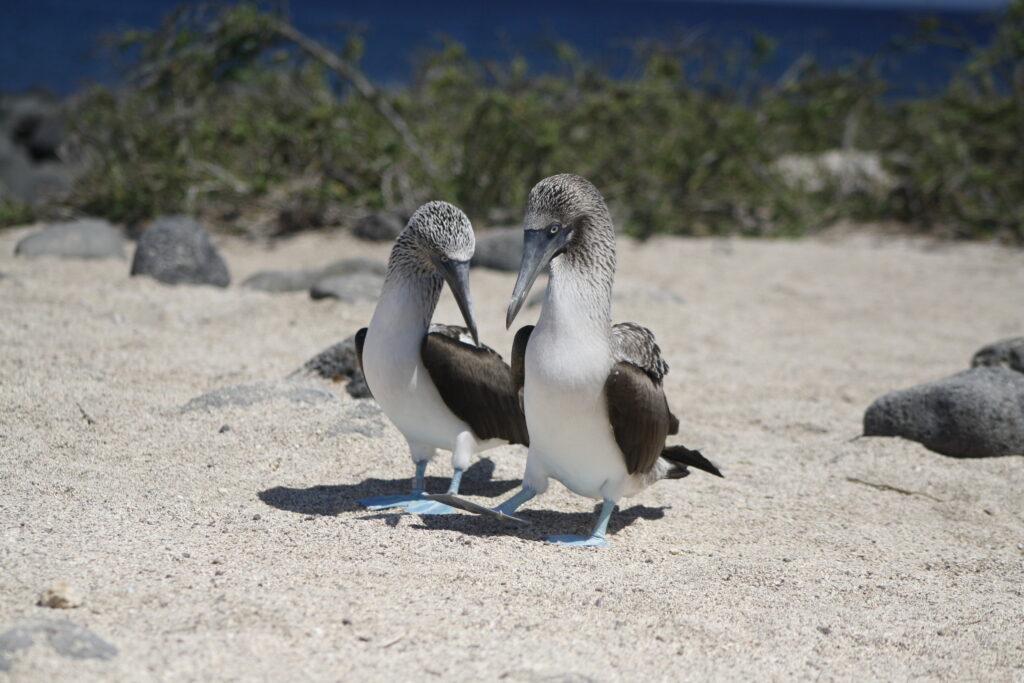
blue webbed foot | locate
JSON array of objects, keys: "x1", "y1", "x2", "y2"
[
  {"x1": 548, "y1": 501, "x2": 615, "y2": 546},
  {"x1": 404, "y1": 498, "x2": 460, "y2": 515},
  {"x1": 547, "y1": 534, "x2": 609, "y2": 547},
  {"x1": 357, "y1": 492, "x2": 427, "y2": 511}
]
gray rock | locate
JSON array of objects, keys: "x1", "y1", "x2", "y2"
[
  {"x1": 14, "y1": 219, "x2": 125, "y2": 260},
  {"x1": 525, "y1": 282, "x2": 684, "y2": 309},
  {"x1": 319, "y1": 257, "x2": 387, "y2": 279},
  {"x1": 1, "y1": 92, "x2": 62, "y2": 158},
  {"x1": 471, "y1": 227, "x2": 522, "y2": 272},
  {"x1": 130, "y1": 215, "x2": 230, "y2": 287},
  {"x1": 241, "y1": 269, "x2": 317, "y2": 292},
  {"x1": 352, "y1": 211, "x2": 406, "y2": 242},
  {"x1": 297, "y1": 335, "x2": 372, "y2": 399},
  {"x1": 972, "y1": 337, "x2": 1024, "y2": 374},
  {"x1": 182, "y1": 379, "x2": 339, "y2": 412},
  {"x1": 864, "y1": 366, "x2": 1024, "y2": 458},
  {"x1": 37, "y1": 580, "x2": 83, "y2": 609},
  {"x1": 242, "y1": 258, "x2": 386, "y2": 293},
  {"x1": 0, "y1": 93, "x2": 73, "y2": 204},
  {"x1": 0, "y1": 619, "x2": 117, "y2": 671},
  {"x1": 613, "y1": 283, "x2": 686, "y2": 306},
  {"x1": 0, "y1": 137, "x2": 66, "y2": 204},
  {"x1": 328, "y1": 399, "x2": 386, "y2": 437},
  {"x1": 309, "y1": 272, "x2": 383, "y2": 303}
]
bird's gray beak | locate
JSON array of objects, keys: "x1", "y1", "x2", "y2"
[
  {"x1": 506, "y1": 227, "x2": 569, "y2": 329},
  {"x1": 438, "y1": 259, "x2": 479, "y2": 346}
]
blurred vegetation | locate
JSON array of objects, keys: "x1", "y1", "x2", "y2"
[{"x1": 3, "y1": 1, "x2": 1022, "y2": 241}]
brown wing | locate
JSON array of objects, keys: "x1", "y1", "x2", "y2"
[
  {"x1": 354, "y1": 327, "x2": 367, "y2": 371},
  {"x1": 421, "y1": 332, "x2": 529, "y2": 446},
  {"x1": 511, "y1": 325, "x2": 534, "y2": 413},
  {"x1": 427, "y1": 323, "x2": 495, "y2": 350},
  {"x1": 604, "y1": 361, "x2": 673, "y2": 475},
  {"x1": 354, "y1": 327, "x2": 372, "y2": 398}
]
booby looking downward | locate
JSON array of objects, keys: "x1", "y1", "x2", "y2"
[
  {"x1": 430, "y1": 175, "x2": 722, "y2": 543},
  {"x1": 356, "y1": 201, "x2": 528, "y2": 514}
]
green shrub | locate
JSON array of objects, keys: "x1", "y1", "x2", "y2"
[{"x1": 46, "y1": 1, "x2": 1023, "y2": 241}]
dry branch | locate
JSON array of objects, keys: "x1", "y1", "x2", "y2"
[{"x1": 270, "y1": 20, "x2": 441, "y2": 184}]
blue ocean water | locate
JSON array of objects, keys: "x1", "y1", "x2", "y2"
[{"x1": 0, "y1": 0, "x2": 1000, "y2": 95}]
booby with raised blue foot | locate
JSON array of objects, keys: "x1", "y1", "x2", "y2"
[
  {"x1": 430, "y1": 175, "x2": 721, "y2": 544},
  {"x1": 355, "y1": 201, "x2": 529, "y2": 515}
]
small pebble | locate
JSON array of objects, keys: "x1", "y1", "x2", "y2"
[
  {"x1": 218, "y1": 424, "x2": 231, "y2": 433},
  {"x1": 38, "y1": 580, "x2": 83, "y2": 609}
]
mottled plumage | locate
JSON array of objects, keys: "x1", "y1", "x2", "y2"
[{"x1": 611, "y1": 322, "x2": 669, "y2": 384}]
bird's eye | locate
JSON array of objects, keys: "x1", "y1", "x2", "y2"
[
  {"x1": 549, "y1": 222, "x2": 561, "y2": 234},
  {"x1": 439, "y1": 255, "x2": 449, "y2": 262}
]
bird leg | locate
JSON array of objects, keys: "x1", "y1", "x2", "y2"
[
  {"x1": 403, "y1": 467, "x2": 465, "y2": 515},
  {"x1": 424, "y1": 487, "x2": 534, "y2": 525},
  {"x1": 548, "y1": 500, "x2": 614, "y2": 546},
  {"x1": 357, "y1": 461, "x2": 429, "y2": 510},
  {"x1": 406, "y1": 430, "x2": 476, "y2": 515}
]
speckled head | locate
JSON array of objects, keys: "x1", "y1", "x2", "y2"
[
  {"x1": 507, "y1": 174, "x2": 616, "y2": 328},
  {"x1": 407, "y1": 201, "x2": 475, "y2": 263},
  {"x1": 388, "y1": 200, "x2": 480, "y2": 344},
  {"x1": 524, "y1": 174, "x2": 610, "y2": 235}
]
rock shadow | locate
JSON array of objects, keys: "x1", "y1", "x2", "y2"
[{"x1": 258, "y1": 458, "x2": 518, "y2": 516}]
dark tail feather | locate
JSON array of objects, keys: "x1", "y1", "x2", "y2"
[{"x1": 661, "y1": 445, "x2": 723, "y2": 478}]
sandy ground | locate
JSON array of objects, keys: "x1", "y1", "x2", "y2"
[{"x1": 1, "y1": 224, "x2": 1023, "y2": 682}]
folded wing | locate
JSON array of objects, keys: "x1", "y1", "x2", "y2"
[{"x1": 421, "y1": 327, "x2": 530, "y2": 446}]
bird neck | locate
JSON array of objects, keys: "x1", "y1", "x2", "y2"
[
  {"x1": 541, "y1": 213, "x2": 616, "y2": 338},
  {"x1": 374, "y1": 237, "x2": 442, "y2": 336}
]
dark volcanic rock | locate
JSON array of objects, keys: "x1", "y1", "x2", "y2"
[
  {"x1": 14, "y1": 219, "x2": 125, "y2": 260},
  {"x1": 0, "y1": 619, "x2": 117, "y2": 671},
  {"x1": 0, "y1": 136, "x2": 70, "y2": 204},
  {"x1": 242, "y1": 258, "x2": 386, "y2": 293},
  {"x1": 352, "y1": 211, "x2": 406, "y2": 242},
  {"x1": 864, "y1": 366, "x2": 1024, "y2": 458},
  {"x1": 972, "y1": 337, "x2": 1024, "y2": 374},
  {"x1": 309, "y1": 272, "x2": 383, "y2": 302},
  {"x1": 130, "y1": 215, "x2": 230, "y2": 287},
  {"x1": 182, "y1": 379, "x2": 339, "y2": 412},
  {"x1": 1, "y1": 92, "x2": 63, "y2": 160},
  {"x1": 471, "y1": 227, "x2": 522, "y2": 272},
  {"x1": 297, "y1": 334, "x2": 372, "y2": 399},
  {"x1": 0, "y1": 93, "x2": 74, "y2": 204}
]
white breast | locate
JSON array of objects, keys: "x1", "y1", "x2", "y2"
[
  {"x1": 523, "y1": 288, "x2": 632, "y2": 501},
  {"x1": 362, "y1": 283, "x2": 470, "y2": 449}
]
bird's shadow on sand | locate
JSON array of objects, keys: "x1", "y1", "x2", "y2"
[
  {"x1": 410, "y1": 503, "x2": 668, "y2": 542},
  {"x1": 258, "y1": 458, "x2": 518, "y2": 516}
]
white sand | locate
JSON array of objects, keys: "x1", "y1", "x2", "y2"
[{"x1": 1, "y1": 226, "x2": 1022, "y2": 681}]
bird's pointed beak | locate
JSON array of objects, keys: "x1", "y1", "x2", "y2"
[
  {"x1": 507, "y1": 229, "x2": 555, "y2": 329},
  {"x1": 438, "y1": 259, "x2": 479, "y2": 346}
]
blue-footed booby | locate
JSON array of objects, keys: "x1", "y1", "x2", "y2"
[
  {"x1": 355, "y1": 201, "x2": 529, "y2": 515},
  {"x1": 430, "y1": 175, "x2": 721, "y2": 544}
]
